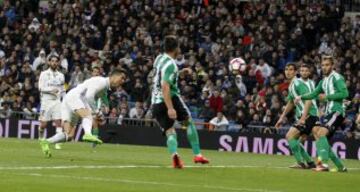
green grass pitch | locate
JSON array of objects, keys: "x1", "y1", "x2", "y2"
[{"x1": 0, "y1": 138, "x2": 359, "y2": 192}]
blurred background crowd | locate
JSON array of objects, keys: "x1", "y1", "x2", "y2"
[{"x1": 0, "y1": 0, "x2": 360, "y2": 138}]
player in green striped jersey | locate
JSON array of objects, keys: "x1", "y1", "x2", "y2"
[
  {"x1": 275, "y1": 63, "x2": 317, "y2": 169},
  {"x1": 151, "y1": 36, "x2": 209, "y2": 168},
  {"x1": 296, "y1": 55, "x2": 348, "y2": 172}
]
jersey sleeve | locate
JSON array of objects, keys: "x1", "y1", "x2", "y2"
[
  {"x1": 161, "y1": 63, "x2": 176, "y2": 85},
  {"x1": 326, "y1": 75, "x2": 349, "y2": 101},
  {"x1": 301, "y1": 80, "x2": 323, "y2": 100},
  {"x1": 287, "y1": 82, "x2": 296, "y2": 101}
]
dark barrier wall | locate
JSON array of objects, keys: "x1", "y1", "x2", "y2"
[{"x1": 1, "y1": 118, "x2": 360, "y2": 160}]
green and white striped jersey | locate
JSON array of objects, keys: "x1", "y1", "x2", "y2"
[
  {"x1": 301, "y1": 71, "x2": 349, "y2": 116},
  {"x1": 151, "y1": 53, "x2": 180, "y2": 104},
  {"x1": 287, "y1": 78, "x2": 318, "y2": 120}
]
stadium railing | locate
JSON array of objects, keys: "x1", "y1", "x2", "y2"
[{"x1": 0, "y1": 110, "x2": 286, "y2": 134}]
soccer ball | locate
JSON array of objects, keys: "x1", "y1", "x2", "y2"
[{"x1": 229, "y1": 57, "x2": 246, "y2": 74}]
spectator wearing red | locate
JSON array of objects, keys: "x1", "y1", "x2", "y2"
[{"x1": 209, "y1": 89, "x2": 223, "y2": 112}]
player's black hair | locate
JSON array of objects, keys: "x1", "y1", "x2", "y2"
[
  {"x1": 321, "y1": 54, "x2": 335, "y2": 65},
  {"x1": 164, "y1": 35, "x2": 178, "y2": 53},
  {"x1": 300, "y1": 63, "x2": 311, "y2": 69},
  {"x1": 47, "y1": 53, "x2": 60, "y2": 61},
  {"x1": 285, "y1": 62, "x2": 297, "y2": 70},
  {"x1": 110, "y1": 68, "x2": 127, "y2": 77},
  {"x1": 92, "y1": 66, "x2": 100, "y2": 71}
]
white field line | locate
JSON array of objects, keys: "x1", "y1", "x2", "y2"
[
  {"x1": 0, "y1": 164, "x2": 359, "y2": 170},
  {"x1": 14, "y1": 172, "x2": 283, "y2": 192}
]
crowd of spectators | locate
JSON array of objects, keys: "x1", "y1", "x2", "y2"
[{"x1": 0, "y1": 0, "x2": 360, "y2": 138}]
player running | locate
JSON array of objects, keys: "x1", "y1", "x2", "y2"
[
  {"x1": 38, "y1": 53, "x2": 65, "y2": 150},
  {"x1": 39, "y1": 69, "x2": 126, "y2": 157},
  {"x1": 151, "y1": 35, "x2": 209, "y2": 168},
  {"x1": 275, "y1": 63, "x2": 316, "y2": 169},
  {"x1": 295, "y1": 55, "x2": 348, "y2": 172}
]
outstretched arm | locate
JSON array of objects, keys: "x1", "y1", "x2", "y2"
[{"x1": 301, "y1": 80, "x2": 323, "y2": 100}]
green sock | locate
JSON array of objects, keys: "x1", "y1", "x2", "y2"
[
  {"x1": 288, "y1": 139, "x2": 303, "y2": 163},
  {"x1": 316, "y1": 136, "x2": 330, "y2": 164},
  {"x1": 166, "y1": 133, "x2": 178, "y2": 155},
  {"x1": 186, "y1": 120, "x2": 201, "y2": 155},
  {"x1": 92, "y1": 128, "x2": 99, "y2": 137},
  {"x1": 329, "y1": 148, "x2": 344, "y2": 169},
  {"x1": 299, "y1": 142, "x2": 313, "y2": 163}
]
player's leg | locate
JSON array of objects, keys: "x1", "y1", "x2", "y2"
[
  {"x1": 53, "y1": 119, "x2": 63, "y2": 150},
  {"x1": 285, "y1": 127, "x2": 305, "y2": 168},
  {"x1": 91, "y1": 117, "x2": 101, "y2": 148},
  {"x1": 52, "y1": 101, "x2": 63, "y2": 149},
  {"x1": 165, "y1": 128, "x2": 178, "y2": 156},
  {"x1": 38, "y1": 102, "x2": 50, "y2": 139},
  {"x1": 47, "y1": 121, "x2": 75, "y2": 144},
  {"x1": 40, "y1": 103, "x2": 76, "y2": 157},
  {"x1": 176, "y1": 96, "x2": 209, "y2": 164},
  {"x1": 75, "y1": 108, "x2": 102, "y2": 144},
  {"x1": 165, "y1": 127, "x2": 184, "y2": 168},
  {"x1": 153, "y1": 102, "x2": 183, "y2": 168},
  {"x1": 313, "y1": 126, "x2": 330, "y2": 170},
  {"x1": 38, "y1": 120, "x2": 47, "y2": 139},
  {"x1": 298, "y1": 134, "x2": 315, "y2": 168},
  {"x1": 313, "y1": 113, "x2": 346, "y2": 171},
  {"x1": 297, "y1": 116, "x2": 319, "y2": 168}
]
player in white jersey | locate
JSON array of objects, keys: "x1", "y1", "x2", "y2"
[
  {"x1": 40, "y1": 69, "x2": 127, "y2": 157},
  {"x1": 38, "y1": 53, "x2": 65, "y2": 150}
]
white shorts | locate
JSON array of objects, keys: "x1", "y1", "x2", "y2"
[
  {"x1": 39, "y1": 100, "x2": 61, "y2": 121},
  {"x1": 61, "y1": 91, "x2": 91, "y2": 126}
]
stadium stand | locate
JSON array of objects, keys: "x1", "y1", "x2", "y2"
[{"x1": 0, "y1": 0, "x2": 359, "y2": 138}]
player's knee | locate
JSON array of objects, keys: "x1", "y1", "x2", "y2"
[
  {"x1": 165, "y1": 128, "x2": 176, "y2": 136},
  {"x1": 285, "y1": 132, "x2": 293, "y2": 140},
  {"x1": 286, "y1": 128, "x2": 297, "y2": 140},
  {"x1": 317, "y1": 127, "x2": 328, "y2": 137},
  {"x1": 40, "y1": 121, "x2": 47, "y2": 129},
  {"x1": 76, "y1": 108, "x2": 92, "y2": 118},
  {"x1": 53, "y1": 119, "x2": 62, "y2": 127},
  {"x1": 182, "y1": 118, "x2": 192, "y2": 127},
  {"x1": 299, "y1": 135, "x2": 307, "y2": 143}
]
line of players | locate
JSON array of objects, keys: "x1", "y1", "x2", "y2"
[
  {"x1": 275, "y1": 56, "x2": 349, "y2": 172},
  {"x1": 38, "y1": 37, "x2": 354, "y2": 171}
]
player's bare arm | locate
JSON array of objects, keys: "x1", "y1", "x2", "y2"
[
  {"x1": 275, "y1": 101, "x2": 294, "y2": 129},
  {"x1": 162, "y1": 81, "x2": 176, "y2": 120}
]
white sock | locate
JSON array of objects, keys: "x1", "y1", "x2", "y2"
[
  {"x1": 47, "y1": 132, "x2": 67, "y2": 144},
  {"x1": 82, "y1": 117, "x2": 93, "y2": 135},
  {"x1": 38, "y1": 128, "x2": 45, "y2": 139},
  {"x1": 56, "y1": 127, "x2": 63, "y2": 134}
]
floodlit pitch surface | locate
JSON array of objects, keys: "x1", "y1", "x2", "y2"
[{"x1": 0, "y1": 138, "x2": 359, "y2": 192}]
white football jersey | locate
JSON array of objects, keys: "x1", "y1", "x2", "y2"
[
  {"x1": 67, "y1": 76, "x2": 110, "y2": 107},
  {"x1": 38, "y1": 69, "x2": 65, "y2": 101}
]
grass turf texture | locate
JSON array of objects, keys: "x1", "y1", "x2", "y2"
[{"x1": 0, "y1": 138, "x2": 359, "y2": 192}]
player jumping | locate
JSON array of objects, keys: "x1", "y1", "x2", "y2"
[{"x1": 151, "y1": 35, "x2": 209, "y2": 168}]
